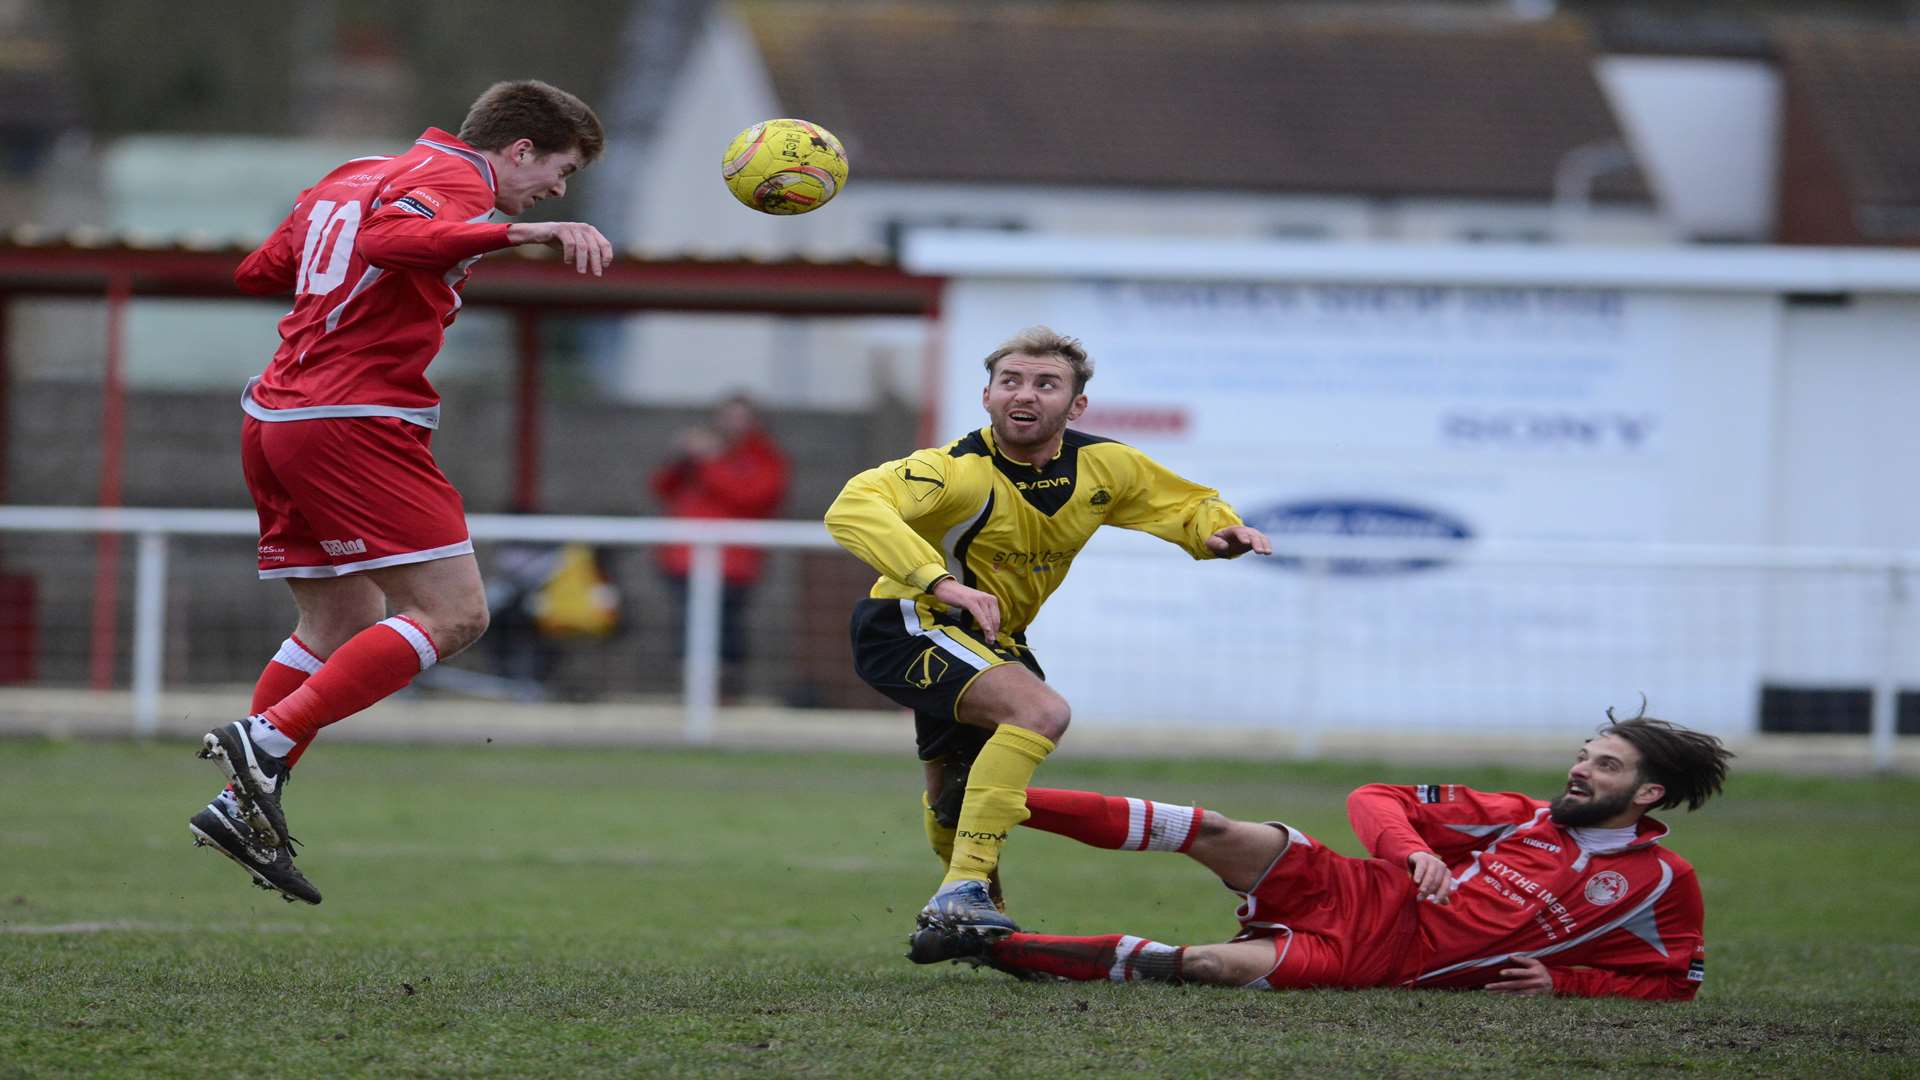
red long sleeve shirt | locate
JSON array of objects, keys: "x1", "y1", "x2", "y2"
[
  {"x1": 1348, "y1": 783, "x2": 1707, "y2": 1001},
  {"x1": 649, "y1": 430, "x2": 791, "y2": 583},
  {"x1": 235, "y1": 128, "x2": 514, "y2": 427}
]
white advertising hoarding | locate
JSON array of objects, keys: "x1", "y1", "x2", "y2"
[{"x1": 935, "y1": 276, "x2": 1783, "y2": 737}]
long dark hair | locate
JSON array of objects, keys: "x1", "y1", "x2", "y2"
[{"x1": 1601, "y1": 703, "x2": 1734, "y2": 812}]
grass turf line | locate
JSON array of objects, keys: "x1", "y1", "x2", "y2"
[{"x1": 0, "y1": 739, "x2": 1916, "y2": 1078}]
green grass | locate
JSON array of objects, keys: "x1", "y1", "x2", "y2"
[{"x1": 1, "y1": 739, "x2": 1917, "y2": 1078}]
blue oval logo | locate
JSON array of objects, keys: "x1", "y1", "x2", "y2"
[{"x1": 1243, "y1": 499, "x2": 1473, "y2": 575}]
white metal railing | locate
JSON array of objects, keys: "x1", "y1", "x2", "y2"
[
  {"x1": 0, "y1": 505, "x2": 1913, "y2": 769},
  {"x1": 0, "y1": 506, "x2": 839, "y2": 743}
]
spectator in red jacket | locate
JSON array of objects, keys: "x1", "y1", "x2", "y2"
[
  {"x1": 649, "y1": 393, "x2": 790, "y2": 693},
  {"x1": 910, "y1": 709, "x2": 1732, "y2": 1001}
]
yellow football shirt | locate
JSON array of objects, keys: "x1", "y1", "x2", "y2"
[{"x1": 825, "y1": 426, "x2": 1244, "y2": 641}]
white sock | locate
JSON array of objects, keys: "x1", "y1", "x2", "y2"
[
  {"x1": 246, "y1": 713, "x2": 296, "y2": 758},
  {"x1": 1123, "y1": 798, "x2": 1200, "y2": 852},
  {"x1": 213, "y1": 788, "x2": 244, "y2": 815},
  {"x1": 1110, "y1": 936, "x2": 1185, "y2": 982}
]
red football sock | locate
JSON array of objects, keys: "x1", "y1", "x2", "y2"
[
  {"x1": 1024, "y1": 788, "x2": 1205, "y2": 852},
  {"x1": 264, "y1": 616, "x2": 438, "y2": 747},
  {"x1": 250, "y1": 636, "x2": 324, "y2": 767},
  {"x1": 250, "y1": 635, "x2": 321, "y2": 712},
  {"x1": 990, "y1": 933, "x2": 1186, "y2": 983}
]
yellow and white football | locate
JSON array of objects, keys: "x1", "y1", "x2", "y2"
[{"x1": 720, "y1": 118, "x2": 849, "y2": 215}]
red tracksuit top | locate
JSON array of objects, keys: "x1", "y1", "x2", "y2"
[
  {"x1": 234, "y1": 128, "x2": 514, "y2": 429},
  {"x1": 1348, "y1": 784, "x2": 1707, "y2": 1001}
]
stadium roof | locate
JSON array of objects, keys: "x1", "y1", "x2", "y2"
[
  {"x1": 0, "y1": 230, "x2": 942, "y2": 316},
  {"x1": 1775, "y1": 22, "x2": 1920, "y2": 243},
  {"x1": 744, "y1": 2, "x2": 1649, "y2": 202},
  {"x1": 0, "y1": 228, "x2": 941, "y2": 520}
]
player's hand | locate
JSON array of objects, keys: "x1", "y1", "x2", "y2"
[
  {"x1": 1205, "y1": 525, "x2": 1272, "y2": 558},
  {"x1": 1407, "y1": 850, "x2": 1454, "y2": 905},
  {"x1": 1486, "y1": 955, "x2": 1555, "y2": 996},
  {"x1": 508, "y1": 221, "x2": 614, "y2": 276},
  {"x1": 930, "y1": 577, "x2": 1001, "y2": 642}
]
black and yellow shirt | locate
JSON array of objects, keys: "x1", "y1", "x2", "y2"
[{"x1": 825, "y1": 426, "x2": 1244, "y2": 640}]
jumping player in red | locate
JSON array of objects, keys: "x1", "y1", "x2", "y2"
[
  {"x1": 910, "y1": 710, "x2": 1731, "y2": 1000},
  {"x1": 186, "y1": 80, "x2": 612, "y2": 903}
]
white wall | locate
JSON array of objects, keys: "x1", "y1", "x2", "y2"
[
  {"x1": 909, "y1": 235, "x2": 1920, "y2": 736},
  {"x1": 1773, "y1": 295, "x2": 1920, "y2": 549},
  {"x1": 1596, "y1": 56, "x2": 1781, "y2": 241}
]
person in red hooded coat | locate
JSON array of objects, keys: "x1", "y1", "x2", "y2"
[{"x1": 650, "y1": 393, "x2": 790, "y2": 693}]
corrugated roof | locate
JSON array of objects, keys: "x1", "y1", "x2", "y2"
[
  {"x1": 745, "y1": 2, "x2": 1646, "y2": 201},
  {"x1": 0, "y1": 229, "x2": 936, "y2": 315},
  {"x1": 1776, "y1": 21, "x2": 1920, "y2": 213}
]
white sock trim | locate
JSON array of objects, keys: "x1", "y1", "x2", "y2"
[
  {"x1": 246, "y1": 713, "x2": 296, "y2": 758},
  {"x1": 1110, "y1": 937, "x2": 1180, "y2": 982},
  {"x1": 1111, "y1": 935, "x2": 1148, "y2": 982},
  {"x1": 1146, "y1": 801, "x2": 1196, "y2": 851},
  {"x1": 271, "y1": 637, "x2": 324, "y2": 674},
  {"x1": 379, "y1": 616, "x2": 439, "y2": 672},
  {"x1": 1125, "y1": 798, "x2": 1198, "y2": 851},
  {"x1": 1124, "y1": 799, "x2": 1148, "y2": 850}
]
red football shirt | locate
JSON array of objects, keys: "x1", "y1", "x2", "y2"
[
  {"x1": 1348, "y1": 783, "x2": 1707, "y2": 1000},
  {"x1": 234, "y1": 128, "x2": 514, "y2": 427}
]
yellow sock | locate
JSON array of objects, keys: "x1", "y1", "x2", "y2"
[
  {"x1": 922, "y1": 791, "x2": 955, "y2": 867},
  {"x1": 942, "y1": 725, "x2": 1055, "y2": 886}
]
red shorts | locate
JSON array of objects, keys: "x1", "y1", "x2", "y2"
[
  {"x1": 242, "y1": 416, "x2": 472, "y2": 579},
  {"x1": 1231, "y1": 826, "x2": 1424, "y2": 990}
]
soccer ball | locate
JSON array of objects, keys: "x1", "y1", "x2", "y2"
[{"x1": 721, "y1": 118, "x2": 849, "y2": 215}]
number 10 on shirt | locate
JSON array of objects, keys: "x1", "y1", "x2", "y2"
[{"x1": 296, "y1": 199, "x2": 363, "y2": 297}]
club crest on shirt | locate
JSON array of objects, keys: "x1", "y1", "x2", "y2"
[{"x1": 1584, "y1": 870, "x2": 1629, "y2": 906}]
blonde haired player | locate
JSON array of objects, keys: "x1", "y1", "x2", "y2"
[{"x1": 825, "y1": 326, "x2": 1272, "y2": 940}]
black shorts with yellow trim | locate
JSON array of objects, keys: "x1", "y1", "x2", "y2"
[{"x1": 849, "y1": 596, "x2": 1045, "y2": 764}]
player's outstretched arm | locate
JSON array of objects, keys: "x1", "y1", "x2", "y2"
[
  {"x1": 506, "y1": 221, "x2": 614, "y2": 276},
  {"x1": 1499, "y1": 955, "x2": 1702, "y2": 1000}
]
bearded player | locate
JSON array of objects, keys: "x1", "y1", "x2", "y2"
[
  {"x1": 911, "y1": 710, "x2": 1730, "y2": 1000},
  {"x1": 187, "y1": 80, "x2": 613, "y2": 903},
  {"x1": 824, "y1": 326, "x2": 1272, "y2": 939}
]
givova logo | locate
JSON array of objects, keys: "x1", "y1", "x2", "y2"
[{"x1": 1242, "y1": 499, "x2": 1472, "y2": 576}]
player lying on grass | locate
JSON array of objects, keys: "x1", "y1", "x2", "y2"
[{"x1": 910, "y1": 710, "x2": 1731, "y2": 1000}]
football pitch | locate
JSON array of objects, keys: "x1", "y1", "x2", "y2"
[{"x1": 2, "y1": 739, "x2": 1916, "y2": 1078}]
